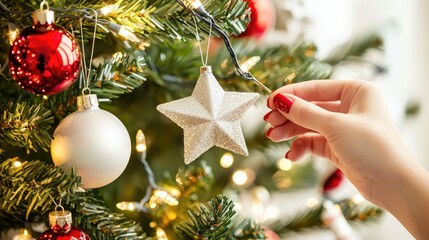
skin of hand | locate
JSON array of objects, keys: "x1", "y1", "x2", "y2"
[{"x1": 265, "y1": 80, "x2": 429, "y2": 239}]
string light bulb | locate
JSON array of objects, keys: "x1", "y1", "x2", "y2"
[
  {"x1": 98, "y1": 4, "x2": 119, "y2": 16},
  {"x1": 12, "y1": 229, "x2": 34, "y2": 240},
  {"x1": 220, "y1": 152, "x2": 234, "y2": 168},
  {"x1": 153, "y1": 189, "x2": 179, "y2": 206},
  {"x1": 156, "y1": 228, "x2": 168, "y2": 240},
  {"x1": 240, "y1": 56, "x2": 261, "y2": 73},
  {"x1": 352, "y1": 193, "x2": 365, "y2": 205},
  {"x1": 116, "y1": 201, "x2": 139, "y2": 211},
  {"x1": 136, "y1": 130, "x2": 147, "y2": 153},
  {"x1": 277, "y1": 158, "x2": 292, "y2": 171},
  {"x1": 232, "y1": 170, "x2": 248, "y2": 185},
  {"x1": 7, "y1": 23, "x2": 20, "y2": 45},
  {"x1": 108, "y1": 22, "x2": 140, "y2": 42},
  {"x1": 13, "y1": 160, "x2": 22, "y2": 168},
  {"x1": 306, "y1": 197, "x2": 320, "y2": 208}
]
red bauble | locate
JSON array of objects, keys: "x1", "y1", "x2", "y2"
[
  {"x1": 323, "y1": 169, "x2": 344, "y2": 194},
  {"x1": 239, "y1": 0, "x2": 275, "y2": 39},
  {"x1": 9, "y1": 9, "x2": 80, "y2": 95},
  {"x1": 37, "y1": 211, "x2": 90, "y2": 240},
  {"x1": 265, "y1": 229, "x2": 281, "y2": 240}
]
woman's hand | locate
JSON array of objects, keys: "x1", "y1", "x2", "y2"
[{"x1": 265, "y1": 80, "x2": 429, "y2": 239}]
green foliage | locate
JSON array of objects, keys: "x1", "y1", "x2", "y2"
[
  {"x1": 0, "y1": 159, "x2": 81, "y2": 224},
  {"x1": 0, "y1": 101, "x2": 53, "y2": 152},
  {"x1": 69, "y1": 193, "x2": 149, "y2": 240},
  {"x1": 175, "y1": 194, "x2": 236, "y2": 240},
  {"x1": 229, "y1": 219, "x2": 266, "y2": 240},
  {"x1": 269, "y1": 199, "x2": 383, "y2": 234}
]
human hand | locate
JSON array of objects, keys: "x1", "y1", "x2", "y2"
[{"x1": 265, "y1": 80, "x2": 416, "y2": 206}]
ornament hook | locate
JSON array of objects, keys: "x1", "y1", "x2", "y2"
[{"x1": 40, "y1": 0, "x2": 49, "y2": 10}]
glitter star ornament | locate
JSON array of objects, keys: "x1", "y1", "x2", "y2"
[{"x1": 157, "y1": 66, "x2": 259, "y2": 164}]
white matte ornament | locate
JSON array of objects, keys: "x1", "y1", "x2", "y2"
[
  {"x1": 51, "y1": 94, "x2": 131, "y2": 188},
  {"x1": 157, "y1": 66, "x2": 259, "y2": 164}
]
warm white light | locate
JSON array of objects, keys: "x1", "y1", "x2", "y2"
[
  {"x1": 8, "y1": 24, "x2": 20, "y2": 45},
  {"x1": 253, "y1": 186, "x2": 270, "y2": 202},
  {"x1": 12, "y1": 229, "x2": 34, "y2": 240},
  {"x1": 156, "y1": 228, "x2": 168, "y2": 240},
  {"x1": 136, "y1": 130, "x2": 147, "y2": 152},
  {"x1": 42, "y1": 95, "x2": 48, "y2": 100},
  {"x1": 252, "y1": 203, "x2": 264, "y2": 216},
  {"x1": 220, "y1": 152, "x2": 234, "y2": 168},
  {"x1": 13, "y1": 160, "x2": 22, "y2": 168},
  {"x1": 232, "y1": 170, "x2": 248, "y2": 185},
  {"x1": 154, "y1": 189, "x2": 179, "y2": 206},
  {"x1": 306, "y1": 197, "x2": 320, "y2": 208},
  {"x1": 116, "y1": 201, "x2": 137, "y2": 211},
  {"x1": 266, "y1": 205, "x2": 279, "y2": 219},
  {"x1": 99, "y1": 4, "x2": 119, "y2": 16},
  {"x1": 277, "y1": 158, "x2": 292, "y2": 171},
  {"x1": 118, "y1": 27, "x2": 140, "y2": 42},
  {"x1": 352, "y1": 193, "x2": 365, "y2": 204},
  {"x1": 191, "y1": 0, "x2": 202, "y2": 9},
  {"x1": 240, "y1": 56, "x2": 261, "y2": 72}
]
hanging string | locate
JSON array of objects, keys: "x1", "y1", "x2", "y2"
[
  {"x1": 79, "y1": 9, "x2": 98, "y2": 95},
  {"x1": 192, "y1": 15, "x2": 212, "y2": 67},
  {"x1": 175, "y1": 0, "x2": 272, "y2": 93}
]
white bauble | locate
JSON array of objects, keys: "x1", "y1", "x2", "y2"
[{"x1": 51, "y1": 94, "x2": 131, "y2": 188}]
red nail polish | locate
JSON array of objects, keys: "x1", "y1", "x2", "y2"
[
  {"x1": 285, "y1": 150, "x2": 290, "y2": 159},
  {"x1": 263, "y1": 111, "x2": 272, "y2": 121},
  {"x1": 266, "y1": 128, "x2": 274, "y2": 138},
  {"x1": 273, "y1": 94, "x2": 294, "y2": 113}
]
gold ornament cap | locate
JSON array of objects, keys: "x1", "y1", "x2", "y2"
[
  {"x1": 200, "y1": 66, "x2": 212, "y2": 74},
  {"x1": 49, "y1": 210, "x2": 72, "y2": 228},
  {"x1": 32, "y1": 9, "x2": 55, "y2": 26},
  {"x1": 77, "y1": 94, "x2": 99, "y2": 110}
]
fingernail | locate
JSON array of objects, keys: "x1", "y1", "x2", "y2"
[
  {"x1": 285, "y1": 150, "x2": 290, "y2": 159},
  {"x1": 273, "y1": 94, "x2": 294, "y2": 113},
  {"x1": 265, "y1": 128, "x2": 274, "y2": 138},
  {"x1": 263, "y1": 111, "x2": 272, "y2": 121},
  {"x1": 266, "y1": 98, "x2": 271, "y2": 108}
]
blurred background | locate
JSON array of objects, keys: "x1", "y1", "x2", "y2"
[{"x1": 262, "y1": 0, "x2": 427, "y2": 239}]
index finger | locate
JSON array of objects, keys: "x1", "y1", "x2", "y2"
[{"x1": 268, "y1": 79, "x2": 363, "y2": 108}]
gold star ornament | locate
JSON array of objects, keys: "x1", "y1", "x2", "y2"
[{"x1": 157, "y1": 66, "x2": 260, "y2": 164}]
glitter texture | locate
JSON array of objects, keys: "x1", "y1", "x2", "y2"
[{"x1": 157, "y1": 66, "x2": 259, "y2": 164}]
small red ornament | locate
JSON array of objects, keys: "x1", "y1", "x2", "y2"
[
  {"x1": 239, "y1": 0, "x2": 275, "y2": 39},
  {"x1": 37, "y1": 210, "x2": 90, "y2": 240},
  {"x1": 9, "y1": 5, "x2": 80, "y2": 95},
  {"x1": 323, "y1": 168, "x2": 344, "y2": 194},
  {"x1": 264, "y1": 229, "x2": 281, "y2": 240}
]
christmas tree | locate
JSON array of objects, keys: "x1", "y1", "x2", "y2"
[{"x1": 0, "y1": 0, "x2": 383, "y2": 239}]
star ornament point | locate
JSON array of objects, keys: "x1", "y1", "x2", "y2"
[{"x1": 157, "y1": 66, "x2": 260, "y2": 164}]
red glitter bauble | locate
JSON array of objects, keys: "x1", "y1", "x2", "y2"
[
  {"x1": 239, "y1": 0, "x2": 275, "y2": 39},
  {"x1": 9, "y1": 17, "x2": 80, "y2": 95}
]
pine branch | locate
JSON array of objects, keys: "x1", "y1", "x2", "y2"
[
  {"x1": 0, "y1": 101, "x2": 53, "y2": 152},
  {"x1": 175, "y1": 194, "x2": 236, "y2": 240},
  {"x1": 0, "y1": 159, "x2": 81, "y2": 224},
  {"x1": 229, "y1": 219, "x2": 266, "y2": 240},
  {"x1": 69, "y1": 193, "x2": 149, "y2": 240},
  {"x1": 324, "y1": 35, "x2": 383, "y2": 65},
  {"x1": 0, "y1": 0, "x2": 250, "y2": 43},
  {"x1": 144, "y1": 40, "x2": 332, "y2": 98},
  {"x1": 269, "y1": 199, "x2": 383, "y2": 234}
]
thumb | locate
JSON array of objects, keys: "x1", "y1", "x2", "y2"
[{"x1": 272, "y1": 93, "x2": 333, "y2": 133}]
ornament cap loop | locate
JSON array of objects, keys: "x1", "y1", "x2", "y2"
[
  {"x1": 200, "y1": 66, "x2": 212, "y2": 74},
  {"x1": 77, "y1": 94, "x2": 99, "y2": 110},
  {"x1": 49, "y1": 210, "x2": 72, "y2": 228}
]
